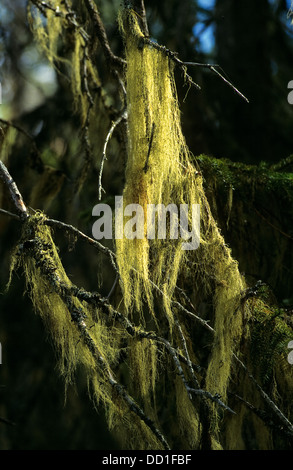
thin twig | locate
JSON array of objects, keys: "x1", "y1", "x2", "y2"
[
  {"x1": 98, "y1": 110, "x2": 127, "y2": 200},
  {"x1": 187, "y1": 388, "x2": 235, "y2": 414},
  {"x1": 143, "y1": 122, "x2": 155, "y2": 173},
  {"x1": 254, "y1": 207, "x2": 293, "y2": 241},
  {"x1": 183, "y1": 62, "x2": 249, "y2": 103},
  {"x1": 139, "y1": 37, "x2": 201, "y2": 91},
  {"x1": 0, "y1": 416, "x2": 16, "y2": 426},
  {"x1": 132, "y1": 0, "x2": 149, "y2": 36},
  {"x1": 0, "y1": 208, "x2": 21, "y2": 220},
  {"x1": 0, "y1": 118, "x2": 43, "y2": 172},
  {"x1": 233, "y1": 354, "x2": 293, "y2": 437},
  {"x1": 230, "y1": 391, "x2": 293, "y2": 439},
  {"x1": 106, "y1": 274, "x2": 119, "y2": 300},
  {"x1": 175, "y1": 319, "x2": 200, "y2": 388},
  {"x1": 138, "y1": 37, "x2": 249, "y2": 103},
  {"x1": 83, "y1": 0, "x2": 126, "y2": 71},
  {"x1": 0, "y1": 161, "x2": 29, "y2": 219},
  {"x1": 43, "y1": 217, "x2": 118, "y2": 274},
  {"x1": 22, "y1": 236, "x2": 170, "y2": 450}
]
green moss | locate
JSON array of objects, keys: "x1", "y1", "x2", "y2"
[{"x1": 249, "y1": 298, "x2": 293, "y2": 386}]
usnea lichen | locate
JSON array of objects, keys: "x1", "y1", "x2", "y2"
[
  {"x1": 8, "y1": 212, "x2": 128, "y2": 429},
  {"x1": 27, "y1": 0, "x2": 100, "y2": 125},
  {"x1": 117, "y1": 9, "x2": 249, "y2": 410}
]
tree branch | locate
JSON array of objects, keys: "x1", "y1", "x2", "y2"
[
  {"x1": 233, "y1": 354, "x2": 293, "y2": 437},
  {"x1": 137, "y1": 37, "x2": 249, "y2": 102},
  {"x1": 183, "y1": 62, "x2": 249, "y2": 103},
  {"x1": 44, "y1": 217, "x2": 118, "y2": 274},
  {"x1": 0, "y1": 161, "x2": 29, "y2": 219},
  {"x1": 83, "y1": 0, "x2": 126, "y2": 72},
  {"x1": 0, "y1": 208, "x2": 21, "y2": 220},
  {"x1": 132, "y1": 0, "x2": 149, "y2": 36},
  {"x1": 20, "y1": 236, "x2": 170, "y2": 450}
]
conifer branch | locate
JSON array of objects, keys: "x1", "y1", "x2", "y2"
[
  {"x1": 230, "y1": 392, "x2": 293, "y2": 439},
  {"x1": 20, "y1": 235, "x2": 170, "y2": 450},
  {"x1": 3, "y1": 171, "x2": 292, "y2": 441},
  {"x1": 138, "y1": 37, "x2": 249, "y2": 102}
]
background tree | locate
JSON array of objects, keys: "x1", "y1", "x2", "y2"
[{"x1": 0, "y1": 0, "x2": 293, "y2": 450}]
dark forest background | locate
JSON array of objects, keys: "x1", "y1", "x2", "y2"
[{"x1": 0, "y1": 0, "x2": 293, "y2": 450}]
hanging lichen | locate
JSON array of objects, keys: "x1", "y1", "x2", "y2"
[
  {"x1": 7, "y1": 212, "x2": 136, "y2": 436},
  {"x1": 27, "y1": 0, "x2": 100, "y2": 125},
  {"x1": 116, "y1": 11, "x2": 202, "y2": 325},
  {"x1": 116, "y1": 10, "x2": 249, "y2": 417},
  {"x1": 3, "y1": 3, "x2": 291, "y2": 451}
]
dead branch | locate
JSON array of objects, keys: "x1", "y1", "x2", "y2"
[
  {"x1": 183, "y1": 62, "x2": 249, "y2": 103},
  {"x1": 138, "y1": 37, "x2": 249, "y2": 102},
  {"x1": 43, "y1": 217, "x2": 118, "y2": 274},
  {"x1": 233, "y1": 354, "x2": 293, "y2": 437},
  {"x1": 83, "y1": 0, "x2": 126, "y2": 72},
  {"x1": 132, "y1": 0, "x2": 149, "y2": 36},
  {"x1": 19, "y1": 235, "x2": 170, "y2": 450},
  {"x1": 98, "y1": 109, "x2": 127, "y2": 200},
  {"x1": 0, "y1": 161, "x2": 29, "y2": 219},
  {"x1": 0, "y1": 208, "x2": 21, "y2": 220}
]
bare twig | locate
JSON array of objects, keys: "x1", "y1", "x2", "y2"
[
  {"x1": 0, "y1": 208, "x2": 21, "y2": 220},
  {"x1": 132, "y1": 0, "x2": 149, "y2": 36},
  {"x1": 183, "y1": 62, "x2": 249, "y2": 103},
  {"x1": 254, "y1": 207, "x2": 293, "y2": 241},
  {"x1": 230, "y1": 391, "x2": 293, "y2": 439},
  {"x1": 142, "y1": 38, "x2": 201, "y2": 91},
  {"x1": 83, "y1": 0, "x2": 126, "y2": 71},
  {"x1": 175, "y1": 319, "x2": 200, "y2": 388},
  {"x1": 138, "y1": 37, "x2": 249, "y2": 103},
  {"x1": 0, "y1": 416, "x2": 16, "y2": 426},
  {"x1": 0, "y1": 118, "x2": 43, "y2": 172},
  {"x1": 98, "y1": 110, "x2": 127, "y2": 200},
  {"x1": 0, "y1": 161, "x2": 29, "y2": 219},
  {"x1": 233, "y1": 354, "x2": 293, "y2": 437},
  {"x1": 106, "y1": 274, "x2": 119, "y2": 299},
  {"x1": 143, "y1": 122, "x2": 155, "y2": 173},
  {"x1": 187, "y1": 388, "x2": 235, "y2": 414}
]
